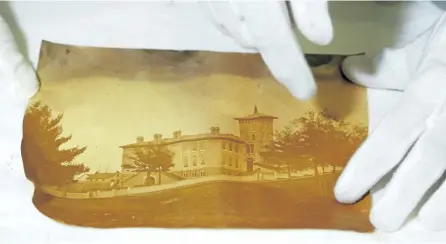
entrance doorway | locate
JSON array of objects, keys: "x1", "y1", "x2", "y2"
[{"x1": 246, "y1": 158, "x2": 254, "y2": 172}]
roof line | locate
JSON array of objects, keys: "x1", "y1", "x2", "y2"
[{"x1": 120, "y1": 135, "x2": 247, "y2": 148}]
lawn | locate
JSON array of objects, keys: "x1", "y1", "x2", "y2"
[{"x1": 33, "y1": 177, "x2": 372, "y2": 232}]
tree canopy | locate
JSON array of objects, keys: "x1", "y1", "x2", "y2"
[
  {"x1": 260, "y1": 109, "x2": 367, "y2": 177},
  {"x1": 122, "y1": 145, "x2": 174, "y2": 185},
  {"x1": 22, "y1": 101, "x2": 88, "y2": 186}
]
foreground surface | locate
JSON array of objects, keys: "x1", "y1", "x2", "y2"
[{"x1": 34, "y1": 178, "x2": 372, "y2": 232}]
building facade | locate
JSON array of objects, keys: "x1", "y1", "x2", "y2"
[{"x1": 119, "y1": 106, "x2": 277, "y2": 180}]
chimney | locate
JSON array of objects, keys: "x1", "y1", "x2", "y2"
[
  {"x1": 136, "y1": 136, "x2": 144, "y2": 143},
  {"x1": 210, "y1": 127, "x2": 220, "y2": 135},
  {"x1": 153, "y1": 133, "x2": 163, "y2": 144},
  {"x1": 173, "y1": 130, "x2": 182, "y2": 139}
]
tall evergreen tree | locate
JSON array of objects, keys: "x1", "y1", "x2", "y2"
[{"x1": 22, "y1": 101, "x2": 88, "y2": 186}]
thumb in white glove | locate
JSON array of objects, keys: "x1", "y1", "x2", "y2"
[
  {"x1": 336, "y1": 13, "x2": 446, "y2": 232},
  {"x1": 0, "y1": 14, "x2": 129, "y2": 243},
  {"x1": 205, "y1": 0, "x2": 333, "y2": 100},
  {"x1": 0, "y1": 14, "x2": 41, "y2": 229}
]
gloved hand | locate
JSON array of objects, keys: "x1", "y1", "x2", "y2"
[
  {"x1": 0, "y1": 14, "x2": 40, "y2": 230},
  {"x1": 206, "y1": 0, "x2": 333, "y2": 100},
  {"x1": 335, "y1": 12, "x2": 446, "y2": 232}
]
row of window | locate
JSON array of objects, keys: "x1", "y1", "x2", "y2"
[
  {"x1": 222, "y1": 142, "x2": 255, "y2": 154},
  {"x1": 183, "y1": 141, "x2": 205, "y2": 152},
  {"x1": 182, "y1": 170, "x2": 205, "y2": 178},
  {"x1": 183, "y1": 155, "x2": 205, "y2": 167},
  {"x1": 181, "y1": 142, "x2": 256, "y2": 168},
  {"x1": 222, "y1": 142, "x2": 239, "y2": 153},
  {"x1": 222, "y1": 156, "x2": 240, "y2": 168},
  {"x1": 182, "y1": 139, "x2": 258, "y2": 155}
]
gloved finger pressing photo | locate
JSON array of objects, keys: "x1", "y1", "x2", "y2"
[
  {"x1": 206, "y1": 0, "x2": 333, "y2": 100},
  {"x1": 335, "y1": 13, "x2": 446, "y2": 232}
]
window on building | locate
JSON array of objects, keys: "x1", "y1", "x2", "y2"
[
  {"x1": 192, "y1": 156, "x2": 197, "y2": 166},
  {"x1": 235, "y1": 144, "x2": 239, "y2": 153},
  {"x1": 192, "y1": 143, "x2": 197, "y2": 152},
  {"x1": 229, "y1": 143, "x2": 232, "y2": 151},
  {"x1": 245, "y1": 144, "x2": 250, "y2": 154},
  {"x1": 184, "y1": 157, "x2": 189, "y2": 167},
  {"x1": 229, "y1": 157, "x2": 232, "y2": 167},
  {"x1": 200, "y1": 141, "x2": 204, "y2": 151},
  {"x1": 222, "y1": 142, "x2": 226, "y2": 150},
  {"x1": 200, "y1": 152, "x2": 205, "y2": 165},
  {"x1": 200, "y1": 171, "x2": 205, "y2": 176},
  {"x1": 192, "y1": 171, "x2": 196, "y2": 177},
  {"x1": 183, "y1": 172, "x2": 188, "y2": 178},
  {"x1": 235, "y1": 159, "x2": 239, "y2": 168},
  {"x1": 252, "y1": 133, "x2": 256, "y2": 141},
  {"x1": 250, "y1": 144, "x2": 254, "y2": 154}
]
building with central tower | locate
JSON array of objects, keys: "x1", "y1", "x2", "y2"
[{"x1": 119, "y1": 106, "x2": 278, "y2": 183}]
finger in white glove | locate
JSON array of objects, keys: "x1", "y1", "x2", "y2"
[
  {"x1": 335, "y1": 13, "x2": 446, "y2": 232},
  {"x1": 341, "y1": 26, "x2": 436, "y2": 91},
  {"x1": 369, "y1": 96, "x2": 446, "y2": 232},
  {"x1": 0, "y1": 14, "x2": 43, "y2": 230},
  {"x1": 205, "y1": 0, "x2": 333, "y2": 100},
  {"x1": 289, "y1": 0, "x2": 333, "y2": 46},
  {"x1": 0, "y1": 16, "x2": 38, "y2": 100},
  {"x1": 419, "y1": 158, "x2": 446, "y2": 230}
]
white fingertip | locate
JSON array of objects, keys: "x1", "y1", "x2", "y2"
[
  {"x1": 334, "y1": 102, "x2": 426, "y2": 204},
  {"x1": 0, "y1": 15, "x2": 38, "y2": 100},
  {"x1": 341, "y1": 52, "x2": 410, "y2": 91},
  {"x1": 260, "y1": 43, "x2": 316, "y2": 100},
  {"x1": 417, "y1": 112, "x2": 446, "y2": 231},
  {"x1": 419, "y1": 181, "x2": 446, "y2": 231},
  {"x1": 290, "y1": 0, "x2": 333, "y2": 45},
  {"x1": 205, "y1": 1, "x2": 255, "y2": 49},
  {"x1": 12, "y1": 59, "x2": 39, "y2": 100},
  {"x1": 335, "y1": 61, "x2": 446, "y2": 204},
  {"x1": 227, "y1": 1, "x2": 317, "y2": 100},
  {"x1": 369, "y1": 131, "x2": 446, "y2": 232},
  {"x1": 341, "y1": 18, "x2": 435, "y2": 91}
]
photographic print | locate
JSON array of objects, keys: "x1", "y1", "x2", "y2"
[{"x1": 22, "y1": 41, "x2": 372, "y2": 232}]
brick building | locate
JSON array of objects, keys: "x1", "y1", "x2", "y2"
[{"x1": 119, "y1": 106, "x2": 277, "y2": 181}]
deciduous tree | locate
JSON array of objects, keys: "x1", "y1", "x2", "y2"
[
  {"x1": 123, "y1": 145, "x2": 174, "y2": 185},
  {"x1": 260, "y1": 109, "x2": 367, "y2": 181}
]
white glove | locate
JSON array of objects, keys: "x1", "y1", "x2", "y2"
[
  {"x1": 335, "y1": 12, "x2": 446, "y2": 232},
  {"x1": 0, "y1": 14, "x2": 50, "y2": 237},
  {"x1": 206, "y1": 0, "x2": 333, "y2": 100}
]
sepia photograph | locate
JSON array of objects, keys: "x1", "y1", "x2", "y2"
[{"x1": 22, "y1": 41, "x2": 372, "y2": 232}]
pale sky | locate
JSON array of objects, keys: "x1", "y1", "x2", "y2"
[{"x1": 31, "y1": 41, "x2": 368, "y2": 172}]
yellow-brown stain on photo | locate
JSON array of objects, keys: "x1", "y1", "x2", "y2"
[{"x1": 22, "y1": 41, "x2": 372, "y2": 232}]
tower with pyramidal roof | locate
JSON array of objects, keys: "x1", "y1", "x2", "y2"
[{"x1": 234, "y1": 105, "x2": 278, "y2": 169}]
